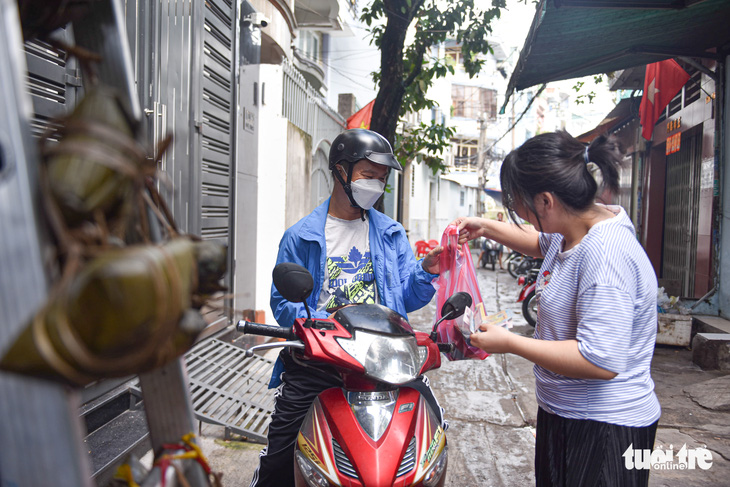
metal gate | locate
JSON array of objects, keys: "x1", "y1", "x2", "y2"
[
  {"x1": 0, "y1": 11, "x2": 92, "y2": 486},
  {"x1": 24, "y1": 34, "x2": 81, "y2": 137},
  {"x1": 662, "y1": 126, "x2": 703, "y2": 297},
  {"x1": 125, "y1": 0, "x2": 238, "y2": 330},
  {"x1": 4, "y1": 1, "x2": 241, "y2": 483},
  {"x1": 185, "y1": 338, "x2": 275, "y2": 443}
]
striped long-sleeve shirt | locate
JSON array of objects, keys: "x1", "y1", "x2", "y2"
[{"x1": 534, "y1": 206, "x2": 661, "y2": 427}]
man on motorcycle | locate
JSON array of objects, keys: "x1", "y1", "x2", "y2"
[{"x1": 249, "y1": 128, "x2": 444, "y2": 487}]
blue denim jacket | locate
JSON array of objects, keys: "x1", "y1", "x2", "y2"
[{"x1": 268, "y1": 197, "x2": 437, "y2": 387}]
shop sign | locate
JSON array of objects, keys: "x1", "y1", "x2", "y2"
[{"x1": 666, "y1": 118, "x2": 681, "y2": 155}]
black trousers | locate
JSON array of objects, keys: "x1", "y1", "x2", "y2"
[
  {"x1": 249, "y1": 350, "x2": 444, "y2": 487},
  {"x1": 535, "y1": 407, "x2": 659, "y2": 487}
]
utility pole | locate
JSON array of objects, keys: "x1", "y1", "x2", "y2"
[
  {"x1": 511, "y1": 95, "x2": 516, "y2": 150},
  {"x1": 477, "y1": 117, "x2": 487, "y2": 217}
]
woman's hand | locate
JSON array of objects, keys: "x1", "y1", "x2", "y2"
[
  {"x1": 469, "y1": 323, "x2": 515, "y2": 354},
  {"x1": 450, "y1": 217, "x2": 487, "y2": 246},
  {"x1": 421, "y1": 246, "x2": 443, "y2": 274},
  {"x1": 472, "y1": 324, "x2": 617, "y2": 380}
]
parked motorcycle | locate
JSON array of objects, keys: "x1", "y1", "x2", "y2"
[
  {"x1": 503, "y1": 251, "x2": 521, "y2": 277},
  {"x1": 517, "y1": 268, "x2": 539, "y2": 327},
  {"x1": 479, "y1": 238, "x2": 501, "y2": 270},
  {"x1": 508, "y1": 253, "x2": 543, "y2": 279},
  {"x1": 236, "y1": 262, "x2": 472, "y2": 487}
]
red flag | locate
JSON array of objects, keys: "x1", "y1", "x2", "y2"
[
  {"x1": 639, "y1": 59, "x2": 690, "y2": 140},
  {"x1": 346, "y1": 99, "x2": 374, "y2": 129}
]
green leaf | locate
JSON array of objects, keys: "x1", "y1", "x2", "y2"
[{"x1": 365, "y1": 0, "x2": 507, "y2": 164}]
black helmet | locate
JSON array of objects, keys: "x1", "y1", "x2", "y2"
[{"x1": 329, "y1": 129, "x2": 402, "y2": 171}]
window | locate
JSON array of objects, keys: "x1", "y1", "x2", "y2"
[
  {"x1": 451, "y1": 85, "x2": 497, "y2": 120},
  {"x1": 460, "y1": 191, "x2": 465, "y2": 206},
  {"x1": 656, "y1": 65, "x2": 701, "y2": 122},
  {"x1": 452, "y1": 140, "x2": 478, "y2": 171},
  {"x1": 445, "y1": 46, "x2": 461, "y2": 68},
  {"x1": 683, "y1": 68, "x2": 701, "y2": 107},
  {"x1": 297, "y1": 31, "x2": 321, "y2": 63}
]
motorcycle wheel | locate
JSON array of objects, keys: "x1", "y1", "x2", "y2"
[
  {"x1": 508, "y1": 255, "x2": 525, "y2": 278},
  {"x1": 522, "y1": 289, "x2": 537, "y2": 327}
]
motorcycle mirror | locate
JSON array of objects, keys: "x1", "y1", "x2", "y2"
[
  {"x1": 440, "y1": 291, "x2": 472, "y2": 320},
  {"x1": 431, "y1": 292, "x2": 473, "y2": 342},
  {"x1": 272, "y1": 263, "x2": 314, "y2": 303}
]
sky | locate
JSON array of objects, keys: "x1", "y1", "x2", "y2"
[
  {"x1": 490, "y1": 0, "x2": 537, "y2": 52},
  {"x1": 327, "y1": 0, "x2": 617, "y2": 133},
  {"x1": 489, "y1": 0, "x2": 618, "y2": 133}
]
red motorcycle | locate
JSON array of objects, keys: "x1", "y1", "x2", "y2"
[
  {"x1": 517, "y1": 267, "x2": 539, "y2": 327},
  {"x1": 237, "y1": 263, "x2": 471, "y2": 487}
]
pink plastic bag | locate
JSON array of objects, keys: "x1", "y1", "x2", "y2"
[{"x1": 432, "y1": 225, "x2": 489, "y2": 361}]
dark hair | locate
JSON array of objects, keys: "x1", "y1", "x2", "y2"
[{"x1": 499, "y1": 130, "x2": 622, "y2": 226}]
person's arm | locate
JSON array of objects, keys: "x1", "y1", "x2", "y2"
[
  {"x1": 469, "y1": 324, "x2": 617, "y2": 380},
  {"x1": 421, "y1": 245, "x2": 442, "y2": 274},
  {"x1": 270, "y1": 233, "x2": 330, "y2": 327},
  {"x1": 452, "y1": 217, "x2": 542, "y2": 258},
  {"x1": 392, "y1": 228, "x2": 438, "y2": 311}
]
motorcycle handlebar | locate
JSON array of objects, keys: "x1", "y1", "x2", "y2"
[
  {"x1": 236, "y1": 320, "x2": 296, "y2": 340},
  {"x1": 438, "y1": 343, "x2": 455, "y2": 354}
]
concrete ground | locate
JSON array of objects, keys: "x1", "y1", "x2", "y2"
[{"x1": 195, "y1": 255, "x2": 730, "y2": 486}]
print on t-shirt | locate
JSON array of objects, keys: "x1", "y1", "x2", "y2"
[{"x1": 324, "y1": 246, "x2": 376, "y2": 311}]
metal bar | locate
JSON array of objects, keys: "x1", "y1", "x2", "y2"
[
  {"x1": 0, "y1": 0, "x2": 94, "y2": 484},
  {"x1": 71, "y1": 0, "x2": 142, "y2": 123},
  {"x1": 200, "y1": 363, "x2": 273, "y2": 421},
  {"x1": 678, "y1": 56, "x2": 718, "y2": 81},
  {"x1": 181, "y1": 339, "x2": 275, "y2": 443},
  {"x1": 191, "y1": 354, "x2": 272, "y2": 415},
  {"x1": 72, "y1": 2, "x2": 213, "y2": 485}
]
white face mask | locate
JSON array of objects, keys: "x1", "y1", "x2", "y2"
[{"x1": 350, "y1": 178, "x2": 385, "y2": 210}]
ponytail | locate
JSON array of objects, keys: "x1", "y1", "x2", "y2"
[{"x1": 585, "y1": 133, "x2": 621, "y2": 195}]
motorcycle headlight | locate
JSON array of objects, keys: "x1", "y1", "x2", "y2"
[
  {"x1": 295, "y1": 450, "x2": 333, "y2": 487},
  {"x1": 336, "y1": 330, "x2": 426, "y2": 384}
]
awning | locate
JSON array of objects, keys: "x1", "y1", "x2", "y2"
[
  {"x1": 441, "y1": 172, "x2": 480, "y2": 189},
  {"x1": 295, "y1": 0, "x2": 340, "y2": 29},
  {"x1": 484, "y1": 188, "x2": 503, "y2": 206},
  {"x1": 576, "y1": 97, "x2": 640, "y2": 143},
  {"x1": 502, "y1": 0, "x2": 730, "y2": 112}
]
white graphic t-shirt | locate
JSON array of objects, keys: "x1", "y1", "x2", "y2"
[{"x1": 317, "y1": 214, "x2": 378, "y2": 312}]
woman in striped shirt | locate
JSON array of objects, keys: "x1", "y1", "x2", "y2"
[{"x1": 453, "y1": 131, "x2": 660, "y2": 486}]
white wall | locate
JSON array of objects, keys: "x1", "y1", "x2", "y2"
[
  {"x1": 285, "y1": 124, "x2": 312, "y2": 228},
  {"x1": 233, "y1": 64, "x2": 261, "y2": 317},
  {"x1": 254, "y1": 63, "x2": 288, "y2": 320},
  {"x1": 435, "y1": 180, "x2": 479, "y2": 236},
  {"x1": 407, "y1": 161, "x2": 433, "y2": 242},
  {"x1": 406, "y1": 162, "x2": 481, "y2": 244},
  {"x1": 323, "y1": 7, "x2": 380, "y2": 110}
]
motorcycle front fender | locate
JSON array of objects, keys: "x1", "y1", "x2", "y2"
[
  {"x1": 294, "y1": 387, "x2": 446, "y2": 487},
  {"x1": 517, "y1": 282, "x2": 536, "y2": 302}
]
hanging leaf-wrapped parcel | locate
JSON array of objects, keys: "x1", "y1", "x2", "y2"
[{"x1": 0, "y1": 238, "x2": 226, "y2": 386}]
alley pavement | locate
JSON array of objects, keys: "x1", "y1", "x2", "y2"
[{"x1": 195, "y1": 253, "x2": 730, "y2": 486}]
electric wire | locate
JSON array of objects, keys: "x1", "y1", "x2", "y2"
[{"x1": 483, "y1": 84, "x2": 546, "y2": 155}]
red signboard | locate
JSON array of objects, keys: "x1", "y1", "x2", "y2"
[{"x1": 666, "y1": 132, "x2": 681, "y2": 155}]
